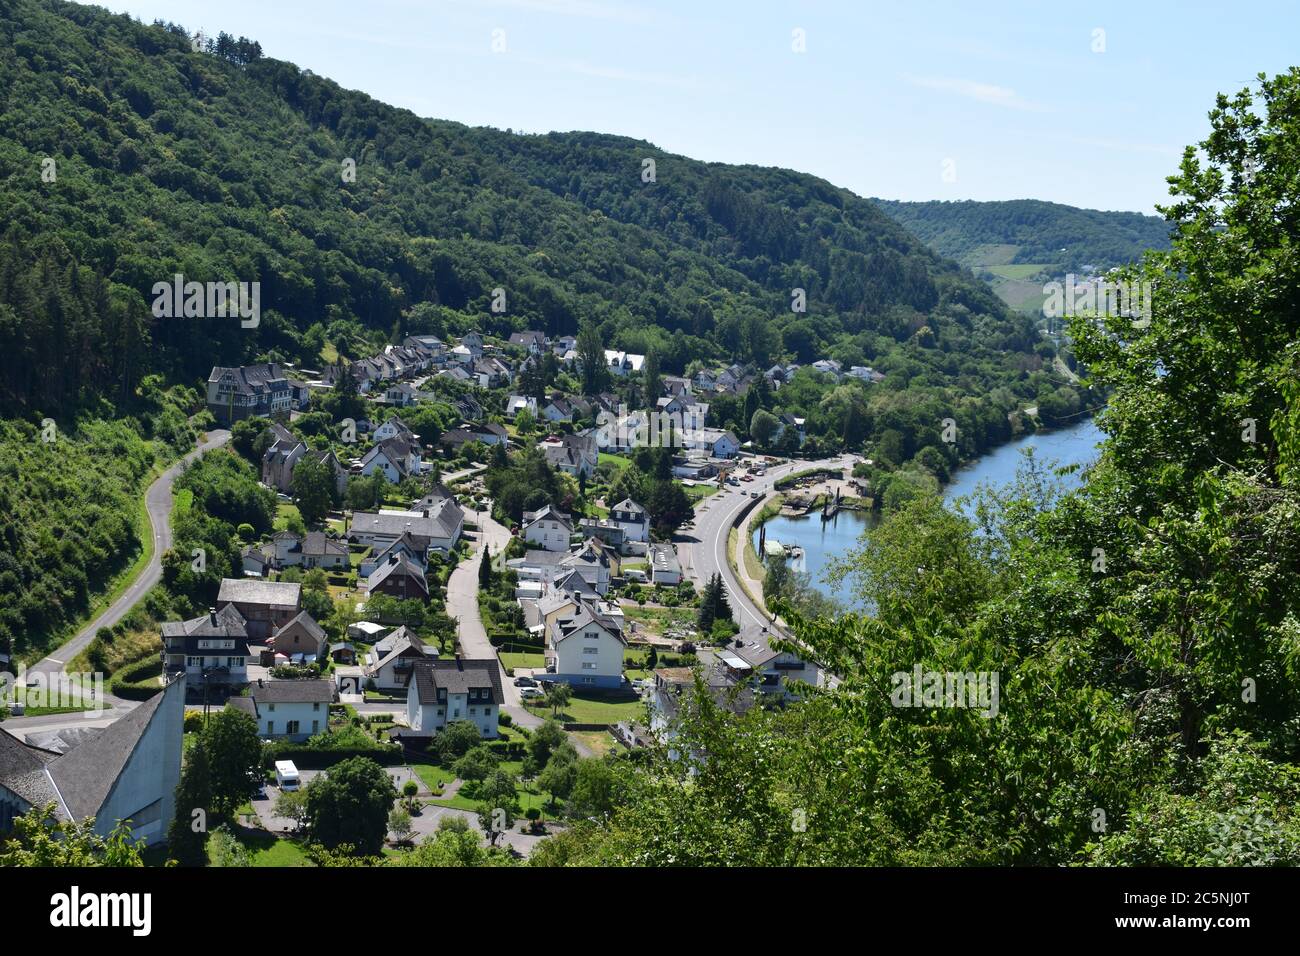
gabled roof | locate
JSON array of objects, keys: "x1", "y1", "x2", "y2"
[
  {"x1": 524, "y1": 505, "x2": 572, "y2": 532},
  {"x1": 248, "y1": 678, "x2": 335, "y2": 704},
  {"x1": 301, "y1": 532, "x2": 348, "y2": 558},
  {"x1": 46, "y1": 685, "x2": 174, "y2": 822},
  {"x1": 551, "y1": 602, "x2": 626, "y2": 646},
  {"x1": 275, "y1": 610, "x2": 327, "y2": 643},
  {"x1": 217, "y1": 579, "x2": 302, "y2": 608},
  {"x1": 367, "y1": 553, "x2": 429, "y2": 598},
  {"x1": 610, "y1": 498, "x2": 647, "y2": 518},
  {"x1": 409, "y1": 658, "x2": 503, "y2": 705}
]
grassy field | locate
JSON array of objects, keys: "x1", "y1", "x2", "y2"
[
  {"x1": 682, "y1": 482, "x2": 718, "y2": 502},
  {"x1": 526, "y1": 693, "x2": 646, "y2": 725},
  {"x1": 598, "y1": 452, "x2": 633, "y2": 472},
  {"x1": 274, "y1": 501, "x2": 302, "y2": 531},
  {"x1": 570, "y1": 730, "x2": 622, "y2": 757},
  {"x1": 223, "y1": 826, "x2": 313, "y2": 866},
  {"x1": 499, "y1": 650, "x2": 545, "y2": 671},
  {"x1": 985, "y1": 263, "x2": 1050, "y2": 280}
]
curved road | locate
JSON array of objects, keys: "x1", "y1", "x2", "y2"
[
  {"x1": 679, "y1": 455, "x2": 853, "y2": 636},
  {"x1": 30, "y1": 428, "x2": 231, "y2": 680}
]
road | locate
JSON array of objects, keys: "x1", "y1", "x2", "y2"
[
  {"x1": 30, "y1": 428, "x2": 232, "y2": 681},
  {"x1": 677, "y1": 455, "x2": 853, "y2": 635}
]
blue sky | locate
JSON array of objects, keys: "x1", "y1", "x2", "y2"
[{"x1": 81, "y1": 0, "x2": 1295, "y2": 212}]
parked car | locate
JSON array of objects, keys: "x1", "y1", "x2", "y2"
[
  {"x1": 750, "y1": 490, "x2": 761, "y2": 498},
  {"x1": 513, "y1": 676, "x2": 538, "y2": 688},
  {"x1": 519, "y1": 686, "x2": 545, "y2": 700},
  {"x1": 741, "y1": 474, "x2": 754, "y2": 482}
]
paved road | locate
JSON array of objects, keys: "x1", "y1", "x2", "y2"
[
  {"x1": 30, "y1": 428, "x2": 232, "y2": 681},
  {"x1": 678, "y1": 455, "x2": 853, "y2": 635}
]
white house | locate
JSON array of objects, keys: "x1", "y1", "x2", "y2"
[
  {"x1": 604, "y1": 350, "x2": 645, "y2": 377},
  {"x1": 405, "y1": 657, "x2": 503, "y2": 739},
  {"x1": 609, "y1": 498, "x2": 650, "y2": 543},
  {"x1": 360, "y1": 437, "x2": 421, "y2": 484},
  {"x1": 349, "y1": 499, "x2": 463, "y2": 554},
  {"x1": 506, "y1": 395, "x2": 539, "y2": 420},
  {"x1": 228, "y1": 679, "x2": 335, "y2": 742},
  {"x1": 691, "y1": 428, "x2": 740, "y2": 459},
  {"x1": 547, "y1": 602, "x2": 627, "y2": 689},
  {"x1": 373, "y1": 417, "x2": 417, "y2": 444},
  {"x1": 523, "y1": 505, "x2": 573, "y2": 552}
]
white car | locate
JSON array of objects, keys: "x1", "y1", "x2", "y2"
[{"x1": 519, "y1": 686, "x2": 545, "y2": 700}]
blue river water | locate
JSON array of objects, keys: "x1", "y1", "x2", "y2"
[{"x1": 753, "y1": 417, "x2": 1104, "y2": 608}]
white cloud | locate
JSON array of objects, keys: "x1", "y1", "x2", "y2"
[{"x1": 901, "y1": 73, "x2": 1048, "y2": 112}]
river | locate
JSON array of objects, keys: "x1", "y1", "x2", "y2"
[{"x1": 753, "y1": 417, "x2": 1104, "y2": 608}]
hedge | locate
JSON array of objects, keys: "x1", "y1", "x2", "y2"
[
  {"x1": 109, "y1": 654, "x2": 162, "y2": 700},
  {"x1": 261, "y1": 741, "x2": 404, "y2": 769}
]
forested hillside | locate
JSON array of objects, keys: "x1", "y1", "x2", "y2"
[
  {"x1": 0, "y1": 0, "x2": 1038, "y2": 420},
  {"x1": 872, "y1": 198, "x2": 1172, "y2": 313}
]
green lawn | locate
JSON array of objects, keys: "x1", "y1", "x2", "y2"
[
  {"x1": 526, "y1": 693, "x2": 647, "y2": 725},
  {"x1": 985, "y1": 263, "x2": 1051, "y2": 280},
  {"x1": 274, "y1": 502, "x2": 302, "y2": 531},
  {"x1": 598, "y1": 452, "x2": 633, "y2": 472},
  {"x1": 222, "y1": 826, "x2": 313, "y2": 867},
  {"x1": 500, "y1": 651, "x2": 545, "y2": 671},
  {"x1": 682, "y1": 482, "x2": 718, "y2": 502}
]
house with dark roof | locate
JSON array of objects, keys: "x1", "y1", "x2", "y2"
[
  {"x1": 366, "y1": 552, "x2": 430, "y2": 603},
  {"x1": 227, "y1": 678, "x2": 335, "y2": 741},
  {"x1": 609, "y1": 498, "x2": 650, "y2": 543},
  {"x1": 349, "y1": 498, "x2": 463, "y2": 554},
  {"x1": 0, "y1": 675, "x2": 185, "y2": 845},
  {"x1": 162, "y1": 605, "x2": 252, "y2": 688},
  {"x1": 207, "y1": 363, "x2": 299, "y2": 424},
  {"x1": 509, "y1": 330, "x2": 548, "y2": 353},
  {"x1": 405, "y1": 657, "x2": 503, "y2": 738},
  {"x1": 713, "y1": 624, "x2": 820, "y2": 700},
  {"x1": 275, "y1": 531, "x2": 349, "y2": 571},
  {"x1": 360, "y1": 436, "x2": 420, "y2": 483},
  {"x1": 541, "y1": 432, "x2": 597, "y2": 479}
]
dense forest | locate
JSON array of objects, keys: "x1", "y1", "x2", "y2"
[
  {"x1": 872, "y1": 198, "x2": 1172, "y2": 274},
  {"x1": 531, "y1": 70, "x2": 1300, "y2": 866},
  {"x1": 0, "y1": 0, "x2": 1039, "y2": 422}
]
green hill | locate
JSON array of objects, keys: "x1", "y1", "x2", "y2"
[
  {"x1": 871, "y1": 198, "x2": 1172, "y2": 313},
  {"x1": 0, "y1": 0, "x2": 1046, "y2": 420}
]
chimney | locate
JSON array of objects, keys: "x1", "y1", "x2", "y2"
[
  {"x1": 390, "y1": 553, "x2": 399, "y2": 565},
  {"x1": 209, "y1": 608, "x2": 217, "y2": 626},
  {"x1": 257, "y1": 678, "x2": 264, "y2": 688}
]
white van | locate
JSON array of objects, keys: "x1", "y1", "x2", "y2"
[{"x1": 275, "y1": 760, "x2": 301, "y2": 791}]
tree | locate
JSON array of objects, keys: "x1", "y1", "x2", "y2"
[
  {"x1": 527, "y1": 719, "x2": 567, "y2": 770},
  {"x1": 167, "y1": 738, "x2": 213, "y2": 865},
  {"x1": 545, "y1": 682, "x2": 573, "y2": 718},
  {"x1": 643, "y1": 350, "x2": 662, "y2": 408},
  {"x1": 274, "y1": 787, "x2": 310, "y2": 833},
  {"x1": 200, "y1": 709, "x2": 262, "y2": 819},
  {"x1": 0, "y1": 803, "x2": 142, "y2": 867},
  {"x1": 476, "y1": 769, "x2": 521, "y2": 846},
  {"x1": 435, "y1": 720, "x2": 485, "y2": 764},
  {"x1": 388, "y1": 805, "x2": 414, "y2": 845},
  {"x1": 390, "y1": 815, "x2": 514, "y2": 867},
  {"x1": 478, "y1": 546, "x2": 493, "y2": 590},
  {"x1": 515, "y1": 407, "x2": 535, "y2": 435},
  {"x1": 453, "y1": 744, "x2": 500, "y2": 783},
  {"x1": 291, "y1": 455, "x2": 336, "y2": 526},
  {"x1": 568, "y1": 758, "x2": 619, "y2": 820},
  {"x1": 537, "y1": 746, "x2": 579, "y2": 807},
  {"x1": 750, "y1": 409, "x2": 780, "y2": 449},
  {"x1": 303, "y1": 756, "x2": 399, "y2": 855},
  {"x1": 697, "y1": 573, "x2": 732, "y2": 635},
  {"x1": 577, "y1": 321, "x2": 609, "y2": 395}
]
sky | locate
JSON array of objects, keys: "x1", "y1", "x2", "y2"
[{"x1": 78, "y1": 0, "x2": 1296, "y2": 213}]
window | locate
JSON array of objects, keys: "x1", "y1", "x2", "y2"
[
  {"x1": 228, "y1": 657, "x2": 243, "y2": 668},
  {"x1": 312, "y1": 702, "x2": 320, "y2": 711},
  {"x1": 584, "y1": 647, "x2": 599, "y2": 655},
  {"x1": 311, "y1": 721, "x2": 319, "y2": 733},
  {"x1": 267, "y1": 703, "x2": 275, "y2": 712},
  {"x1": 267, "y1": 721, "x2": 274, "y2": 734},
  {"x1": 437, "y1": 709, "x2": 444, "y2": 716},
  {"x1": 582, "y1": 677, "x2": 596, "y2": 685},
  {"x1": 286, "y1": 720, "x2": 300, "y2": 735},
  {"x1": 186, "y1": 656, "x2": 203, "y2": 667},
  {"x1": 582, "y1": 662, "x2": 598, "y2": 670},
  {"x1": 469, "y1": 708, "x2": 476, "y2": 716}
]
